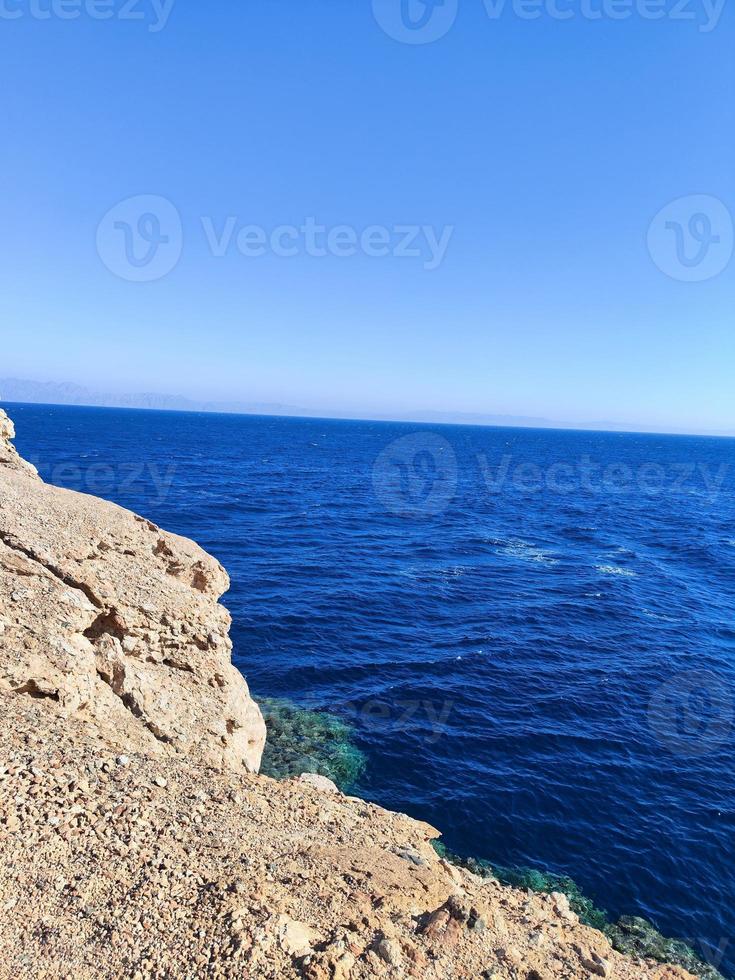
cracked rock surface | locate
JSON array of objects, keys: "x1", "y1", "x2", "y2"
[{"x1": 0, "y1": 409, "x2": 265, "y2": 773}]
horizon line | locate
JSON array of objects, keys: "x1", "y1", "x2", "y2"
[{"x1": 3, "y1": 397, "x2": 734, "y2": 442}]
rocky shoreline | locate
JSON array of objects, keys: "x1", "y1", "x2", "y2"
[{"x1": 0, "y1": 409, "x2": 708, "y2": 979}]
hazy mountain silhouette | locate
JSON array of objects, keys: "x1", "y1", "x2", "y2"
[{"x1": 1, "y1": 377, "x2": 732, "y2": 437}]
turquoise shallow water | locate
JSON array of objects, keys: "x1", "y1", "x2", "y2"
[{"x1": 9, "y1": 402, "x2": 735, "y2": 976}]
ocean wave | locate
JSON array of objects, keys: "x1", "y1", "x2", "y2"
[
  {"x1": 443, "y1": 565, "x2": 467, "y2": 579},
  {"x1": 641, "y1": 608, "x2": 678, "y2": 622},
  {"x1": 494, "y1": 538, "x2": 559, "y2": 566},
  {"x1": 596, "y1": 564, "x2": 637, "y2": 577}
]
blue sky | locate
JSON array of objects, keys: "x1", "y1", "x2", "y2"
[{"x1": 1, "y1": 0, "x2": 733, "y2": 432}]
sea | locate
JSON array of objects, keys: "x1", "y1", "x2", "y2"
[{"x1": 8, "y1": 402, "x2": 735, "y2": 975}]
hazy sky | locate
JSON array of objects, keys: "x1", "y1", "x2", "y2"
[{"x1": 1, "y1": 0, "x2": 733, "y2": 432}]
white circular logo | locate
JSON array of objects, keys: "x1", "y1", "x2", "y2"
[
  {"x1": 647, "y1": 195, "x2": 733, "y2": 282},
  {"x1": 372, "y1": 0, "x2": 458, "y2": 44},
  {"x1": 97, "y1": 195, "x2": 183, "y2": 282},
  {"x1": 648, "y1": 669, "x2": 733, "y2": 758},
  {"x1": 373, "y1": 432, "x2": 458, "y2": 517}
]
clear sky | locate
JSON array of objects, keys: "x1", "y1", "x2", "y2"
[{"x1": 1, "y1": 0, "x2": 733, "y2": 432}]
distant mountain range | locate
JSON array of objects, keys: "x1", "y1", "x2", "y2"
[
  {"x1": 0, "y1": 378, "x2": 560, "y2": 426},
  {"x1": 0, "y1": 378, "x2": 302, "y2": 418},
  {"x1": 1, "y1": 377, "x2": 732, "y2": 437}
]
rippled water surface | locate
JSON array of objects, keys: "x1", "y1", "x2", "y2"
[{"x1": 10, "y1": 403, "x2": 735, "y2": 974}]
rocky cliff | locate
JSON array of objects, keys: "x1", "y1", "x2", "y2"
[
  {"x1": 0, "y1": 408, "x2": 265, "y2": 772},
  {"x1": 0, "y1": 410, "x2": 702, "y2": 980}
]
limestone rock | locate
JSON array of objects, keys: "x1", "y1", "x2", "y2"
[
  {"x1": 0, "y1": 410, "x2": 38, "y2": 477},
  {"x1": 0, "y1": 409, "x2": 265, "y2": 773},
  {"x1": 275, "y1": 914, "x2": 320, "y2": 956},
  {"x1": 298, "y1": 772, "x2": 340, "y2": 793}
]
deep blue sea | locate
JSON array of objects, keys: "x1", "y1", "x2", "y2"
[{"x1": 8, "y1": 403, "x2": 735, "y2": 974}]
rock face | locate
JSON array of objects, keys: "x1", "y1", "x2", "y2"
[
  {"x1": 0, "y1": 409, "x2": 265, "y2": 773},
  {"x1": 0, "y1": 409, "x2": 38, "y2": 476},
  {"x1": 0, "y1": 410, "x2": 704, "y2": 980}
]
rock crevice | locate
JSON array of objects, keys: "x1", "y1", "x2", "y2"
[{"x1": 0, "y1": 527, "x2": 105, "y2": 610}]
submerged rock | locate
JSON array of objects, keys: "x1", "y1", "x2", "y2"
[
  {"x1": 258, "y1": 696, "x2": 366, "y2": 790},
  {"x1": 606, "y1": 917, "x2": 726, "y2": 980}
]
